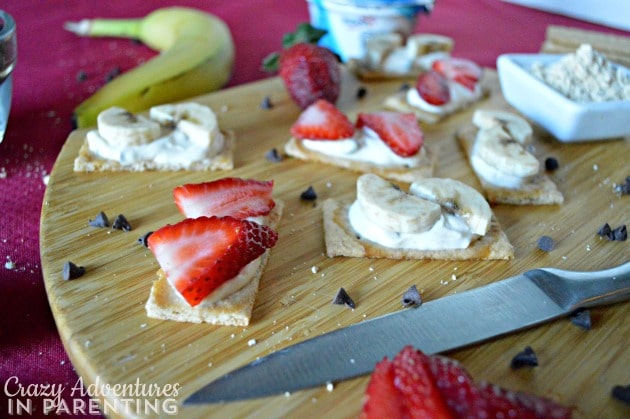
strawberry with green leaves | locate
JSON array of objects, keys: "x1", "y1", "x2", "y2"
[
  {"x1": 263, "y1": 23, "x2": 340, "y2": 109},
  {"x1": 360, "y1": 346, "x2": 573, "y2": 419},
  {"x1": 148, "y1": 216, "x2": 278, "y2": 307}
]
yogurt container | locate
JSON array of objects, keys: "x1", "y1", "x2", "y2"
[{"x1": 307, "y1": 0, "x2": 434, "y2": 62}]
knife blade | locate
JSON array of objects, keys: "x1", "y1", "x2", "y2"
[
  {"x1": 0, "y1": 74, "x2": 12, "y2": 143},
  {"x1": 185, "y1": 262, "x2": 630, "y2": 404}
]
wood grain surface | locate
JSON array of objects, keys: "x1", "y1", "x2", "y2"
[{"x1": 40, "y1": 69, "x2": 629, "y2": 418}]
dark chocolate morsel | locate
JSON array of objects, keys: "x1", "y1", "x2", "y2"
[
  {"x1": 88, "y1": 211, "x2": 110, "y2": 228},
  {"x1": 137, "y1": 231, "x2": 153, "y2": 247},
  {"x1": 569, "y1": 309, "x2": 591, "y2": 330},
  {"x1": 265, "y1": 148, "x2": 283, "y2": 163},
  {"x1": 612, "y1": 225, "x2": 627, "y2": 241},
  {"x1": 402, "y1": 285, "x2": 422, "y2": 307},
  {"x1": 537, "y1": 235, "x2": 554, "y2": 252},
  {"x1": 300, "y1": 186, "x2": 317, "y2": 201},
  {"x1": 76, "y1": 70, "x2": 88, "y2": 82},
  {"x1": 356, "y1": 86, "x2": 367, "y2": 100},
  {"x1": 597, "y1": 223, "x2": 612, "y2": 238},
  {"x1": 260, "y1": 95, "x2": 273, "y2": 109},
  {"x1": 332, "y1": 287, "x2": 355, "y2": 309},
  {"x1": 612, "y1": 384, "x2": 630, "y2": 405},
  {"x1": 112, "y1": 214, "x2": 132, "y2": 231},
  {"x1": 63, "y1": 261, "x2": 85, "y2": 280},
  {"x1": 510, "y1": 346, "x2": 538, "y2": 369},
  {"x1": 544, "y1": 157, "x2": 559, "y2": 171}
]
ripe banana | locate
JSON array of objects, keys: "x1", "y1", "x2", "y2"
[
  {"x1": 97, "y1": 107, "x2": 161, "y2": 147},
  {"x1": 65, "y1": 7, "x2": 235, "y2": 128},
  {"x1": 409, "y1": 178, "x2": 492, "y2": 236},
  {"x1": 357, "y1": 174, "x2": 441, "y2": 234}
]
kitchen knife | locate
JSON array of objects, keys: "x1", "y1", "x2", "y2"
[{"x1": 185, "y1": 262, "x2": 630, "y2": 404}]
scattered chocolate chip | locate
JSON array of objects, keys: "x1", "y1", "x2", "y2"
[
  {"x1": 112, "y1": 214, "x2": 132, "y2": 231},
  {"x1": 260, "y1": 95, "x2": 274, "y2": 109},
  {"x1": 76, "y1": 70, "x2": 88, "y2": 82},
  {"x1": 569, "y1": 309, "x2": 591, "y2": 330},
  {"x1": 332, "y1": 287, "x2": 355, "y2": 309},
  {"x1": 104, "y1": 66, "x2": 121, "y2": 83},
  {"x1": 510, "y1": 346, "x2": 538, "y2": 369},
  {"x1": 598, "y1": 223, "x2": 627, "y2": 241},
  {"x1": 300, "y1": 185, "x2": 317, "y2": 201},
  {"x1": 399, "y1": 82, "x2": 410, "y2": 91},
  {"x1": 402, "y1": 285, "x2": 422, "y2": 307},
  {"x1": 356, "y1": 86, "x2": 367, "y2": 100},
  {"x1": 137, "y1": 231, "x2": 153, "y2": 247},
  {"x1": 612, "y1": 384, "x2": 630, "y2": 405},
  {"x1": 537, "y1": 235, "x2": 555, "y2": 252},
  {"x1": 88, "y1": 211, "x2": 110, "y2": 228},
  {"x1": 544, "y1": 157, "x2": 559, "y2": 171},
  {"x1": 612, "y1": 176, "x2": 630, "y2": 196},
  {"x1": 265, "y1": 148, "x2": 283, "y2": 163},
  {"x1": 63, "y1": 261, "x2": 86, "y2": 280}
]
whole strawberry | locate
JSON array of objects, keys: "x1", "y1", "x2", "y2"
[{"x1": 263, "y1": 23, "x2": 341, "y2": 109}]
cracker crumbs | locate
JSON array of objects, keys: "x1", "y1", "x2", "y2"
[{"x1": 247, "y1": 339, "x2": 257, "y2": 347}]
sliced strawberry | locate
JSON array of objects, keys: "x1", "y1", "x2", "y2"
[
  {"x1": 432, "y1": 57, "x2": 482, "y2": 91},
  {"x1": 392, "y1": 346, "x2": 453, "y2": 418},
  {"x1": 173, "y1": 178, "x2": 275, "y2": 219},
  {"x1": 359, "y1": 358, "x2": 406, "y2": 419},
  {"x1": 147, "y1": 216, "x2": 278, "y2": 306},
  {"x1": 356, "y1": 112, "x2": 424, "y2": 157},
  {"x1": 416, "y1": 69, "x2": 451, "y2": 105},
  {"x1": 290, "y1": 99, "x2": 355, "y2": 140}
]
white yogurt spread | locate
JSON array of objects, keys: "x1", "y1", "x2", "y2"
[
  {"x1": 406, "y1": 81, "x2": 483, "y2": 115},
  {"x1": 87, "y1": 128, "x2": 224, "y2": 168},
  {"x1": 301, "y1": 127, "x2": 425, "y2": 167},
  {"x1": 348, "y1": 201, "x2": 476, "y2": 250}
]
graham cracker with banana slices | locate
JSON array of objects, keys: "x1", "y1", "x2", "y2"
[
  {"x1": 74, "y1": 130, "x2": 235, "y2": 172},
  {"x1": 456, "y1": 123, "x2": 564, "y2": 205},
  {"x1": 145, "y1": 200, "x2": 283, "y2": 326},
  {"x1": 322, "y1": 199, "x2": 513, "y2": 260},
  {"x1": 284, "y1": 138, "x2": 437, "y2": 183}
]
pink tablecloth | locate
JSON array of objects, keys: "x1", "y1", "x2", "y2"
[{"x1": 0, "y1": 1, "x2": 626, "y2": 417}]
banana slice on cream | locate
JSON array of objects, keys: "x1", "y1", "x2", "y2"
[
  {"x1": 357, "y1": 174, "x2": 441, "y2": 234},
  {"x1": 97, "y1": 107, "x2": 161, "y2": 147},
  {"x1": 472, "y1": 125, "x2": 539, "y2": 179},
  {"x1": 409, "y1": 178, "x2": 492, "y2": 236},
  {"x1": 150, "y1": 103, "x2": 222, "y2": 149},
  {"x1": 472, "y1": 110, "x2": 532, "y2": 144}
]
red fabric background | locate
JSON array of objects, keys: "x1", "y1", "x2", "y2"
[{"x1": 0, "y1": 1, "x2": 626, "y2": 417}]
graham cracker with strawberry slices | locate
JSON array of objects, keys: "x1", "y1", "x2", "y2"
[
  {"x1": 322, "y1": 199, "x2": 513, "y2": 260},
  {"x1": 284, "y1": 138, "x2": 437, "y2": 183},
  {"x1": 145, "y1": 200, "x2": 283, "y2": 326}
]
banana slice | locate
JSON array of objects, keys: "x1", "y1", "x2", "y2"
[
  {"x1": 472, "y1": 125, "x2": 540, "y2": 178},
  {"x1": 472, "y1": 110, "x2": 532, "y2": 144},
  {"x1": 405, "y1": 34, "x2": 454, "y2": 59},
  {"x1": 409, "y1": 178, "x2": 492, "y2": 236},
  {"x1": 364, "y1": 33, "x2": 403, "y2": 69},
  {"x1": 97, "y1": 107, "x2": 161, "y2": 147},
  {"x1": 150, "y1": 103, "x2": 221, "y2": 149},
  {"x1": 357, "y1": 174, "x2": 441, "y2": 234}
]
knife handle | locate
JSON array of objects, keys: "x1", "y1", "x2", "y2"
[{"x1": 525, "y1": 261, "x2": 630, "y2": 311}]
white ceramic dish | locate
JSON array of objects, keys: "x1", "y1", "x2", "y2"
[{"x1": 496, "y1": 53, "x2": 630, "y2": 142}]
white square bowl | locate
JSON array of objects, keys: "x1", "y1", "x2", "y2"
[{"x1": 496, "y1": 53, "x2": 630, "y2": 142}]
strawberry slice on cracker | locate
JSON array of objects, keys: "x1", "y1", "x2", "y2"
[
  {"x1": 290, "y1": 99, "x2": 355, "y2": 140},
  {"x1": 357, "y1": 111, "x2": 424, "y2": 157},
  {"x1": 148, "y1": 216, "x2": 278, "y2": 307},
  {"x1": 174, "y1": 177, "x2": 275, "y2": 219},
  {"x1": 432, "y1": 57, "x2": 483, "y2": 91}
]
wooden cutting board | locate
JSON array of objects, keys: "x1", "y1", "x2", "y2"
[{"x1": 40, "y1": 70, "x2": 629, "y2": 418}]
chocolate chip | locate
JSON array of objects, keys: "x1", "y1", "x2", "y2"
[
  {"x1": 597, "y1": 222, "x2": 612, "y2": 237},
  {"x1": 104, "y1": 66, "x2": 121, "y2": 83},
  {"x1": 612, "y1": 225, "x2": 627, "y2": 241},
  {"x1": 402, "y1": 285, "x2": 422, "y2": 307},
  {"x1": 88, "y1": 211, "x2": 110, "y2": 228},
  {"x1": 399, "y1": 82, "x2": 410, "y2": 91},
  {"x1": 63, "y1": 261, "x2": 85, "y2": 280},
  {"x1": 510, "y1": 346, "x2": 538, "y2": 369},
  {"x1": 612, "y1": 384, "x2": 630, "y2": 405},
  {"x1": 265, "y1": 148, "x2": 283, "y2": 163},
  {"x1": 137, "y1": 231, "x2": 153, "y2": 247},
  {"x1": 76, "y1": 70, "x2": 88, "y2": 82},
  {"x1": 569, "y1": 309, "x2": 591, "y2": 330},
  {"x1": 356, "y1": 86, "x2": 367, "y2": 100},
  {"x1": 260, "y1": 95, "x2": 273, "y2": 109},
  {"x1": 300, "y1": 186, "x2": 317, "y2": 201},
  {"x1": 612, "y1": 176, "x2": 630, "y2": 196},
  {"x1": 544, "y1": 157, "x2": 559, "y2": 171},
  {"x1": 537, "y1": 235, "x2": 554, "y2": 252},
  {"x1": 112, "y1": 214, "x2": 132, "y2": 231},
  {"x1": 332, "y1": 287, "x2": 355, "y2": 309}
]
